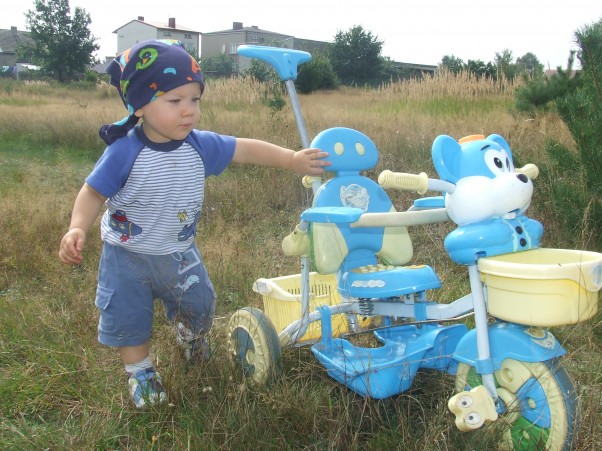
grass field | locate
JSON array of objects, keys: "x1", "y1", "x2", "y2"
[{"x1": 0, "y1": 74, "x2": 600, "y2": 450}]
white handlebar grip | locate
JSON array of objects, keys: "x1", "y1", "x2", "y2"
[
  {"x1": 516, "y1": 163, "x2": 539, "y2": 180},
  {"x1": 302, "y1": 176, "x2": 320, "y2": 189},
  {"x1": 378, "y1": 171, "x2": 429, "y2": 195}
]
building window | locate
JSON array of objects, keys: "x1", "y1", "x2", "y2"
[
  {"x1": 184, "y1": 33, "x2": 192, "y2": 39},
  {"x1": 163, "y1": 31, "x2": 171, "y2": 36},
  {"x1": 221, "y1": 44, "x2": 226, "y2": 55},
  {"x1": 229, "y1": 43, "x2": 238, "y2": 54}
]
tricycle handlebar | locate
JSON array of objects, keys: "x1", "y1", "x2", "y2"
[
  {"x1": 516, "y1": 164, "x2": 539, "y2": 180},
  {"x1": 378, "y1": 170, "x2": 430, "y2": 194}
]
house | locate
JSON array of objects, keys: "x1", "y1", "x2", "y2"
[
  {"x1": 0, "y1": 26, "x2": 34, "y2": 67},
  {"x1": 90, "y1": 57, "x2": 114, "y2": 74},
  {"x1": 113, "y1": 17, "x2": 201, "y2": 57},
  {"x1": 393, "y1": 61, "x2": 437, "y2": 77},
  {"x1": 200, "y1": 22, "x2": 330, "y2": 73},
  {"x1": 544, "y1": 69, "x2": 578, "y2": 78},
  {"x1": 112, "y1": 19, "x2": 433, "y2": 78}
]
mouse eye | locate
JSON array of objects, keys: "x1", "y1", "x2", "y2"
[{"x1": 494, "y1": 157, "x2": 503, "y2": 169}]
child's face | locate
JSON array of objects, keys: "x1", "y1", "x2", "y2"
[{"x1": 134, "y1": 82, "x2": 202, "y2": 143}]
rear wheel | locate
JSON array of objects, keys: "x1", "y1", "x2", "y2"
[
  {"x1": 455, "y1": 358, "x2": 578, "y2": 450},
  {"x1": 228, "y1": 307, "x2": 281, "y2": 385}
]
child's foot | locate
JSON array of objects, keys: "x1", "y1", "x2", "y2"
[
  {"x1": 177, "y1": 322, "x2": 211, "y2": 362},
  {"x1": 128, "y1": 368, "x2": 167, "y2": 408}
]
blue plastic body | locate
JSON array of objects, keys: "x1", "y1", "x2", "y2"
[
  {"x1": 236, "y1": 45, "x2": 311, "y2": 81},
  {"x1": 413, "y1": 196, "x2": 445, "y2": 210},
  {"x1": 312, "y1": 306, "x2": 468, "y2": 399},
  {"x1": 445, "y1": 215, "x2": 543, "y2": 265},
  {"x1": 300, "y1": 206, "x2": 363, "y2": 224},
  {"x1": 453, "y1": 321, "x2": 566, "y2": 371}
]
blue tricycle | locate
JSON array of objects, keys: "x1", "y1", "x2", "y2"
[{"x1": 227, "y1": 45, "x2": 602, "y2": 451}]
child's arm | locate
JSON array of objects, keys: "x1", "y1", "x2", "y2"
[
  {"x1": 232, "y1": 138, "x2": 330, "y2": 175},
  {"x1": 59, "y1": 183, "x2": 107, "y2": 265}
]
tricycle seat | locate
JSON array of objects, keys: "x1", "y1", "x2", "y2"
[
  {"x1": 306, "y1": 127, "x2": 439, "y2": 299},
  {"x1": 339, "y1": 263, "x2": 441, "y2": 298}
]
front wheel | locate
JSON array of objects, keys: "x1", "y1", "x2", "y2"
[
  {"x1": 455, "y1": 358, "x2": 578, "y2": 450},
  {"x1": 228, "y1": 307, "x2": 282, "y2": 386}
]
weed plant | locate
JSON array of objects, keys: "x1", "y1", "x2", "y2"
[{"x1": 0, "y1": 73, "x2": 599, "y2": 450}]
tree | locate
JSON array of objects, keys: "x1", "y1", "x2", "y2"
[
  {"x1": 329, "y1": 25, "x2": 384, "y2": 86},
  {"x1": 494, "y1": 48, "x2": 516, "y2": 80},
  {"x1": 514, "y1": 52, "x2": 583, "y2": 112},
  {"x1": 546, "y1": 18, "x2": 602, "y2": 250},
  {"x1": 200, "y1": 53, "x2": 234, "y2": 78},
  {"x1": 465, "y1": 59, "x2": 497, "y2": 78},
  {"x1": 515, "y1": 52, "x2": 544, "y2": 78},
  {"x1": 295, "y1": 54, "x2": 339, "y2": 94},
  {"x1": 25, "y1": 0, "x2": 98, "y2": 82},
  {"x1": 439, "y1": 55, "x2": 465, "y2": 74}
]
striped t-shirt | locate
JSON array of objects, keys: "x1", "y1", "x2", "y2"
[{"x1": 86, "y1": 126, "x2": 236, "y2": 255}]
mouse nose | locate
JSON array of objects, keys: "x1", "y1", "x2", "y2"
[{"x1": 517, "y1": 173, "x2": 528, "y2": 183}]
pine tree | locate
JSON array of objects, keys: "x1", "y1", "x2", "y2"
[{"x1": 544, "y1": 18, "x2": 602, "y2": 250}]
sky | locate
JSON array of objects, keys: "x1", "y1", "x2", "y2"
[{"x1": 4, "y1": 0, "x2": 601, "y2": 69}]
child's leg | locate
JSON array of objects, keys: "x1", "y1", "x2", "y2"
[
  {"x1": 95, "y1": 243, "x2": 165, "y2": 407},
  {"x1": 154, "y1": 245, "x2": 216, "y2": 362},
  {"x1": 176, "y1": 321, "x2": 211, "y2": 361},
  {"x1": 119, "y1": 342, "x2": 151, "y2": 364}
]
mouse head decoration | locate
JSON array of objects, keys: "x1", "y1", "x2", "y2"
[
  {"x1": 431, "y1": 134, "x2": 543, "y2": 264},
  {"x1": 432, "y1": 134, "x2": 534, "y2": 225}
]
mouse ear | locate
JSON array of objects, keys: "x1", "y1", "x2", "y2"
[
  {"x1": 486, "y1": 134, "x2": 513, "y2": 159},
  {"x1": 432, "y1": 135, "x2": 461, "y2": 183}
]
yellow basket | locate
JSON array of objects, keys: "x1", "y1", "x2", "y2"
[
  {"x1": 478, "y1": 248, "x2": 602, "y2": 326},
  {"x1": 252, "y1": 272, "x2": 348, "y2": 343}
]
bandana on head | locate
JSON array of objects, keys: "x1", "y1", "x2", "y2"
[{"x1": 99, "y1": 39, "x2": 205, "y2": 145}]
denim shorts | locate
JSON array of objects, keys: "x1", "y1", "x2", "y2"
[{"x1": 95, "y1": 242, "x2": 216, "y2": 348}]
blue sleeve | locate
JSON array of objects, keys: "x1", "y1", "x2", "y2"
[
  {"x1": 186, "y1": 130, "x2": 236, "y2": 176},
  {"x1": 85, "y1": 132, "x2": 143, "y2": 198}
]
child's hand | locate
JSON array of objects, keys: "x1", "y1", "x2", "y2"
[
  {"x1": 291, "y1": 148, "x2": 330, "y2": 176},
  {"x1": 59, "y1": 228, "x2": 87, "y2": 265}
]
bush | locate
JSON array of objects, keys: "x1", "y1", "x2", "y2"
[
  {"x1": 514, "y1": 52, "x2": 583, "y2": 115},
  {"x1": 295, "y1": 55, "x2": 339, "y2": 94}
]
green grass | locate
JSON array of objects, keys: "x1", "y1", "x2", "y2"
[{"x1": 0, "y1": 78, "x2": 600, "y2": 450}]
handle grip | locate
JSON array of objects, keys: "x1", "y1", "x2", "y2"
[
  {"x1": 378, "y1": 170, "x2": 429, "y2": 195},
  {"x1": 237, "y1": 45, "x2": 311, "y2": 81},
  {"x1": 516, "y1": 163, "x2": 539, "y2": 180}
]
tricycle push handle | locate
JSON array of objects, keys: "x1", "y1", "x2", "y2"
[
  {"x1": 237, "y1": 45, "x2": 311, "y2": 81},
  {"x1": 237, "y1": 44, "x2": 319, "y2": 193}
]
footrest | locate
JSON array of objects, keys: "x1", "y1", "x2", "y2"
[
  {"x1": 448, "y1": 385, "x2": 498, "y2": 432},
  {"x1": 311, "y1": 306, "x2": 427, "y2": 399}
]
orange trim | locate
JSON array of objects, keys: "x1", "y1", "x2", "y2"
[{"x1": 459, "y1": 134, "x2": 485, "y2": 144}]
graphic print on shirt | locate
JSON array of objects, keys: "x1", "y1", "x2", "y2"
[
  {"x1": 178, "y1": 209, "x2": 202, "y2": 241},
  {"x1": 108, "y1": 209, "x2": 142, "y2": 242}
]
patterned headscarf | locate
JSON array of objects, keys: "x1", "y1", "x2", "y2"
[{"x1": 99, "y1": 39, "x2": 205, "y2": 145}]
